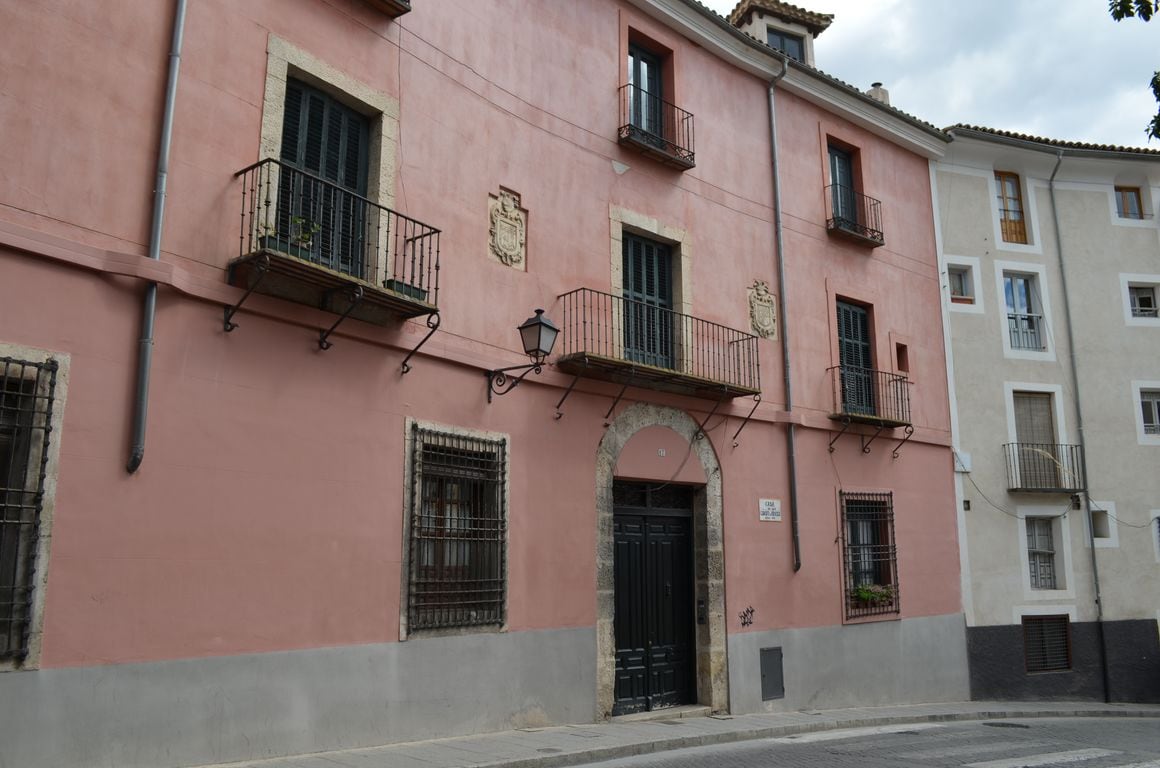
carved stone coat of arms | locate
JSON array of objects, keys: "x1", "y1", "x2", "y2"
[
  {"x1": 748, "y1": 280, "x2": 777, "y2": 340},
  {"x1": 489, "y1": 188, "x2": 526, "y2": 268}
]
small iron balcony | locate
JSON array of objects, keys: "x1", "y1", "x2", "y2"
[
  {"x1": 231, "y1": 158, "x2": 439, "y2": 325},
  {"x1": 555, "y1": 288, "x2": 759, "y2": 399},
  {"x1": 827, "y1": 365, "x2": 911, "y2": 427},
  {"x1": 362, "y1": 0, "x2": 410, "y2": 17},
  {"x1": 617, "y1": 84, "x2": 695, "y2": 170},
  {"x1": 825, "y1": 184, "x2": 884, "y2": 247},
  {"x1": 1003, "y1": 442, "x2": 1086, "y2": 493},
  {"x1": 1007, "y1": 312, "x2": 1044, "y2": 350}
]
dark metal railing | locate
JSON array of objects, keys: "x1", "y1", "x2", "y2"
[
  {"x1": 236, "y1": 158, "x2": 440, "y2": 305},
  {"x1": 825, "y1": 183, "x2": 884, "y2": 245},
  {"x1": 841, "y1": 492, "x2": 900, "y2": 620},
  {"x1": 827, "y1": 365, "x2": 910, "y2": 425},
  {"x1": 1003, "y1": 442, "x2": 1085, "y2": 492},
  {"x1": 1007, "y1": 312, "x2": 1044, "y2": 350},
  {"x1": 557, "y1": 288, "x2": 759, "y2": 391},
  {"x1": 617, "y1": 84, "x2": 695, "y2": 166}
]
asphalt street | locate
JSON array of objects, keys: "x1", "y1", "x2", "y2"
[{"x1": 578, "y1": 718, "x2": 1160, "y2": 768}]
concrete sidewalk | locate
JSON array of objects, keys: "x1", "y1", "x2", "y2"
[{"x1": 201, "y1": 701, "x2": 1160, "y2": 768}]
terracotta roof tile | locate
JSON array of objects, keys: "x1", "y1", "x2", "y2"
[
  {"x1": 947, "y1": 124, "x2": 1160, "y2": 156},
  {"x1": 727, "y1": 0, "x2": 834, "y2": 36}
]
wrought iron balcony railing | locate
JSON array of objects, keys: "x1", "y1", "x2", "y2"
[
  {"x1": 1007, "y1": 312, "x2": 1044, "y2": 350},
  {"x1": 827, "y1": 365, "x2": 911, "y2": 427},
  {"x1": 617, "y1": 84, "x2": 695, "y2": 169},
  {"x1": 555, "y1": 288, "x2": 759, "y2": 398},
  {"x1": 1003, "y1": 442, "x2": 1086, "y2": 492},
  {"x1": 825, "y1": 183, "x2": 884, "y2": 246},
  {"x1": 232, "y1": 158, "x2": 440, "y2": 321}
]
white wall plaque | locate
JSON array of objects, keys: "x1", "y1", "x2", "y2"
[{"x1": 759, "y1": 498, "x2": 782, "y2": 522}]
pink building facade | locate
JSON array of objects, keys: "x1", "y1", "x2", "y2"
[{"x1": 0, "y1": 1, "x2": 966, "y2": 766}]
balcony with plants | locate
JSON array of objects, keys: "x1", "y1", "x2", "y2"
[
  {"x1": 617, "y1": 84, "x2": 695, "y2": 170},
  {"x1": 825, "y1": 183, "x2": 884, "y2": 247}
]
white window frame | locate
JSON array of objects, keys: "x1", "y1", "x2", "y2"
[
  {"x1": 1014, "y1": 502, "x2": 1076, "y2": 602},
  {"x1": 995, "y1": 261, "x2": 1055, "y2": 361},
  {"x1": 946, "y1": 255, "x2": 983, "y2": 314},
  {"x1": 1084, "y1": 500, "x2": 1120, "y2": 549},
  {"x1": 1108, "y1": 184, "x2": 1157, "y2": 228},
  {"x1": 1120, "y1": 274, "x2": 1160, "y2": 327},
  {"x1": 1132, "y1": 380, "x2": 1160, "y2": 446},
  {"x1": 1150, "y1": 510, "x2": 1160, "y2": 563},
  {"x1": 989, "y1": 172, "x2": 1042, "y2": 255}
]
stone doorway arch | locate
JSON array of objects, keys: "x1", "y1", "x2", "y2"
[{"x1": 595, "y1": 402, "x2": 728, "y2": 717}]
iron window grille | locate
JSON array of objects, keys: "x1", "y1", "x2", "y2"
[
  {"x1": 840, "y1": 491, "x2": 899, "y2": 619},
  {"x1": 1022, "y1": 615, "x2": 1071, "y2": 672},
  {"x1": 1142, "y1": 390, "x2": 1160, "y2": 436},
  {"x1": 1, "y1": 357, "x2": 58, "y2": 663},
  {"x1": 408, "y1": 426, "x2": 506, "y2": 632},
  {"x1": 1026, "y1": 517, "x2": 1057, "y2": 590},
  {"x1": 1129, "y1": 286, "x2": 1158, "y2": 318}
]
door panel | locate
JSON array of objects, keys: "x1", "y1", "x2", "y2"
[{"x1": 612, "y1": 483, "x2": 695, "y2": 715}]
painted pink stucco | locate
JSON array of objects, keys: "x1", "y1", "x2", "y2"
[
  {"x1": 615, "y1": 427, "x2": 707, "y2": 485},
  {"x1": 0, "y1": 0, "x2": 959, "y2": 672}
]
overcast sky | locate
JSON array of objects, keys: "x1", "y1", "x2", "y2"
[{"x1": 700, "y1": 0, "x2": 1159, "y2": 148}]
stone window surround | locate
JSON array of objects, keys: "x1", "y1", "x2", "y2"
[
  {"x1": 398, "y1": 418, "x2": 511, "y2": 641},
  {"x1": 595, "y1": 402, "x2": 727, "y2": 718},
  {"x1": 0, "y1": 343, "x2": 69, "y2": 672},
  {"x1": 610, "y1": 206, "x2": 692, "y2": 318},
  {"x1": 259, "y1": 36, "x2": 400, "y2": 279}
]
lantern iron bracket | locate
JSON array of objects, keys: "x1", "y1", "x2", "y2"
[{"x1": 487, "y1": 362, "x2": 543, "y2": 403}]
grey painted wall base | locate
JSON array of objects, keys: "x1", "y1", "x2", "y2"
[
  {"x1": 968, "y1": 619, "x2": 1160, "y2": 703},
  {"x1": 727, "y1": 613, "x2": 971, "y2": 713},
  {"x1": 0, "y1": 627, "x2": 596, "y2": 768}
]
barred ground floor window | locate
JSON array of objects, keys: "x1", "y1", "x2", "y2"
[
  {"x1": 406, "y1": 424, "x2": 507, "y2": 632},
  {"x1": 1022, "y1": 614, "x2": 1071, "y2": 672},
  {"x1": 840, "y1": 491, "x2": 899, "y2": 620},
  {"x1": 1, "y1": 356, "x2": 58, "y2": 663}
]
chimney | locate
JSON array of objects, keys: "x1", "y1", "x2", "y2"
[{"x1": 867, "y1": 82, "x2": 890, "y2": 106}]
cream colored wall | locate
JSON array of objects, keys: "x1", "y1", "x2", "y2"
[{"x1": 937, "y1": 141, "x2": 1160, "y2": 629}]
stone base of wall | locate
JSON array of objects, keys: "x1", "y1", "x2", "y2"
[
  {"x1": 0, "y1": 627, "x2": 596, "y2": 768},
  {"x1": 727, "y1": 613, "x2": 971, "y2": 713},
  {"x1": 967, "y1": 619, "x2": 1160, "y2": 703}
]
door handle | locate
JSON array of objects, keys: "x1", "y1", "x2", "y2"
[{"x1": 664, "y1": 582, "x2": 672, "y2": 597}]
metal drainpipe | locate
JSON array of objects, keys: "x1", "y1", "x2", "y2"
[
  {"x1": 767, "y1": 58, "x2": 800, "y2": 571},
  {"x1": 127, "y1": 0, "x2": 187, "y2": 474},
  {"x1": 1048, "y1": 150, "x2": 1110, "y2": 702}
]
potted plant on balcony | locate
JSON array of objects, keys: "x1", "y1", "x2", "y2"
[
  {"x1": 851, "y1": 583, "x2": 895, "y2": 608},
  {"x1": 258, "y1": 216, "x2": 321, "y2": 260}
]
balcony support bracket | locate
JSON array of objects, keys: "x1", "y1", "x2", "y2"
[
  {"x1": 731, "y1": 394, "x2": 761, "y2": 447},
  {"x1": 694, "y1": 390, "x2": 728, "y2": 442},
  {"x1": 553, "y1": 373, "x2": 581, "y2": 420},
  {"x1": 828, "y1": 417, "x2": 852, "y2": 453},
  {"x1": 861, "y1": 425, "x2": 886, "y2": 454},
  {"x1": 400, "y1": 312, "x2": 441, "y2": 374},
  {"x1": 223, "y1": 254, "x2": 270, "y2": 332},
  {"x1": 892, "y1": 424, "x2": 915, "y2": 460},
  {"x1": 603, "y1": 371, "x2": 635, "y2": 426},
  {"x1": 318, "y1": 285, "x2": 365, "y2": 350}
]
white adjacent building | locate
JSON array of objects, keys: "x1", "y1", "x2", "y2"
[{"x1": 934, "y1": 125, "x2": 1160, "y2": 701}]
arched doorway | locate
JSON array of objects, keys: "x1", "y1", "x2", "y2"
[{"x1": 595, "y1": 403, "x2": 728, "y2": 717}]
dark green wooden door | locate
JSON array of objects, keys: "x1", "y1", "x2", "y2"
[
  {"x1": 837, "y1": 301, "x2": 874, "y2": 415},
  {"x1": 278, "y1": 80, "x2": 370, "y2": 277},
  {"x1": 613, "y1": 482, "x2": 695, "y2": 716}
]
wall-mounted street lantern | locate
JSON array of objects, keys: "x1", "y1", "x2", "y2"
[{"x1": 486, "y1": 308, "x2": 559, "y2": 402}]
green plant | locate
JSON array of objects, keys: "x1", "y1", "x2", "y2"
[
  {"x1": 289, "y1": 216, "x2": 321, "y2": 246},
  {"x1": 851, "y1": 583, "x2": 894, "y2": 605}
]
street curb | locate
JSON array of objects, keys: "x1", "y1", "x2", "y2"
[{"x1": 467, "y1": 709, "x2": 1160, "y2": 768}]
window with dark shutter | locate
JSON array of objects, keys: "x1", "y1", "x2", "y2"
[
  {"x1": 1023, "y1": 615, "x2": 1071, "y2": 672},
  {"x1": 836, "y1": 301, "x2": 874, "y2": 416},
  {"x1": 277, "y1": 80, "x2": 371, "y2": 277},
  {"x1": 622, "y1": 234, "x2": 674, "y2": 369}
]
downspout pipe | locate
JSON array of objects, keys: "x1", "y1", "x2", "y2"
[
  {"x1": 128, "y1": 0, "x2": 187, "y2": 474},
  {"x1": 767, "y1": 57, "x2": 801, "y2": 571},
  {"x1": 1047, "y1": 150, "x2": 1110, "y2": 702}
]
